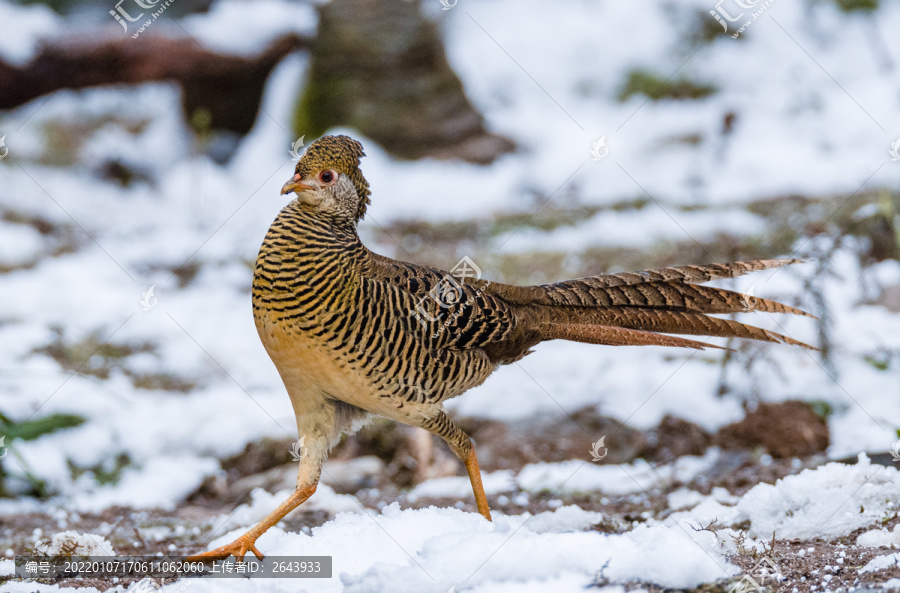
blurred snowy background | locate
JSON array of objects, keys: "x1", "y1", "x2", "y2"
[{"x1": 0, "y1": 0, "x2": 899, "y2": 591}]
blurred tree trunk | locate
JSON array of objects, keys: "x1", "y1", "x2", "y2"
[{"x1": 294, "y1": 0, "x2": 514, "y2": 164}]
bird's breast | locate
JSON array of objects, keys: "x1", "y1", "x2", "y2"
[{"x1": 251, "y1": 209, "x2": 373, "y2": 405}]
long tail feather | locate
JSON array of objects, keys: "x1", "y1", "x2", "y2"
[
  {"x1": 542, "y1": 323, "x2": 729, "y2": 351},
  {"x1": 673, "y1": 285, "x2": 815, "y2": 318},
  {"x1": 488, "y1": 259, "x2": 811, "y2": 315},
  {"x1": 490, "y1": 259, "x2": 817, "y2": 351},
  {"x1": 576, "y1": 307, "x2": 816, "y2": 350}
]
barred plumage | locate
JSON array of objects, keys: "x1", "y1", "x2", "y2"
[{"x1": 189, "y1": 135, "x2": 815, "y2": 563}]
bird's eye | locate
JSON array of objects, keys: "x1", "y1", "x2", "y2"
[{"x1": 319, "y1": 170, "x2": 336, "y2": 184}]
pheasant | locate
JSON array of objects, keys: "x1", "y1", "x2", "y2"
[{"x1": 188, "y1": 135, "x2": 814, "y2": 561}]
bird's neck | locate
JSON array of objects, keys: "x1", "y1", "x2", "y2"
[
  {"x1": 274, "y1": 201, "x2": 363, "y2": 251},
  {"x1": 253, "y1": 202, "x2": 368, "y2": 296}
]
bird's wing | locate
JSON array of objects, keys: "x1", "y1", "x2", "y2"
[
  {"x1": 357, "y1": 253, "x2": 524, "y2": 403},
  {"x1": 364, "y1": 253, "x2": 523, "y2": 355}
]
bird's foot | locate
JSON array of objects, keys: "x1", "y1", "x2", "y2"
[
  {"x1": 186, "y1": 533, "x2": 264, "y2": 563},
  {"x1": 187, "y1": 484, "x2": 317, "y2": 563}
]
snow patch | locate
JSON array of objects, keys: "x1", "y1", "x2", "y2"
[
  {"x1": 0, "y1": 0, "x2": 59, "y2": 66},
  {"x1": 182, "y1": 0, "x2": 316, "y2": 56},
  {"x1": 409, "y1": 470, "x2": 517, "y2": 500},
  {"x1": 517, "y1": 449, "x2": 719, "y2": 495},
  {"x1": 34, "y1": 531, "x2": 115, "y2": 557},
  {"x1": 857, "y1": 524, "x2": 900, "y2": 548},
  {"x1": 68, "y1": 455, "x2": 220, "y2": 513},
  {"x1": 218, "y1": 484, "x2": 363, "y2": 533},
  {"x1": 737, "y1": 454, "x2": 900, "y2": 540},
  {"x1": 859, "y1": 552, "x2": 900, "y2": 574}
]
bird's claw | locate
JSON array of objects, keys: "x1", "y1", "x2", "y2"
[{"x1": 186, "y1": 536, "x2": 264, "y2": 563}]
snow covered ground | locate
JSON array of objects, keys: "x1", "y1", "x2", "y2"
[
  {"x1": 1, "y1": 0, "x2": 900, "y2": 590},
  {"x1": 225, "y1": 454, "x2": 893, "y2": 592},
  {"x1": 1, "y1": 455, "x2": 897, "y2": 591}
]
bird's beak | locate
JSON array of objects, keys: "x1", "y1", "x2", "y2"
[{"x1": 281, "y1": 174, "x2": 314, "y2": 196}]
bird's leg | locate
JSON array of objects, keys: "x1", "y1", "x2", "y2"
[
  {"x1": 424, "y1": 411, "x2": 492, "y2": 521},
  {"x1": 463, "y1": 443, "x2": 491, "y2": 521},
  {"x1": 409, "y1": 426, "x2": 434, "y2": 483},
  {"x1": 187, "y1": 483, "x2": 317, "y2": 562}
]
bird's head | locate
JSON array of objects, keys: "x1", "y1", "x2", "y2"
[{"x1": 280, "y1": 135, "x2": 372, "y2": 222}]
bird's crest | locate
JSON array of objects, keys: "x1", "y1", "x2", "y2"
[{"x1": 295, "y1": 135, "x2": 372, "y2": 221}]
